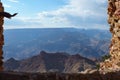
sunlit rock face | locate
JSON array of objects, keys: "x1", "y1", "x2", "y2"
[
  {"x1": 100, "y1": 0, "x2": 120, "y2": 73},
  {"x1": 0, "y1": 2, "x2": 4, "y2": 71}
]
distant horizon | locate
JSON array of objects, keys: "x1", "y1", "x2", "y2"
[{"x1": 4, "y1": 27, "x2": 109, "y2": 30}]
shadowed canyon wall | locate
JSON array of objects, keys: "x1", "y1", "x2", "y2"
[{"x1": 0, "y1": 2, "x2": 4, "y2": 71}]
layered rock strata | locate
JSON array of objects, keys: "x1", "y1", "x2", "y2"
[
  {"x1": 0, "y1": 2, "x2": 4, "y2": 71},
  {"x1": 100, "y1": 0, "x2": 120, "y2": 73}
]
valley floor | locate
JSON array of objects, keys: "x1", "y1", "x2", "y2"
[{"x1": 0, "y1": 71, "x2": 120, "y2": 80}]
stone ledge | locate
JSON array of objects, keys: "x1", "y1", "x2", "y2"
[{"x1": 0, "y1": 71, "x2": 120, "y2": 80}]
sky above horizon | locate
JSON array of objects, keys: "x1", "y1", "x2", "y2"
[{"x1": 2, "y1": 0, "x2": 108, "y2": 29}]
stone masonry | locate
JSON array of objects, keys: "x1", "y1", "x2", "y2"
[
  {"x1": 0, "y1": 2, "x2": 4, "y2": 71},
  {"x1": 100, "y1": 0, "x2": 120, "y2": 73}
]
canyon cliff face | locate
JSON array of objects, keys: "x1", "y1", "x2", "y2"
[
  {"x1": 4, "y1": 28, "x2": 110, "y2": 60},
  {"x1": 100, "y1": 0, "x2": 120, "y2": 73},
  {"x1": 4, "y1": 51, "x2": 96, "y2": 73}
]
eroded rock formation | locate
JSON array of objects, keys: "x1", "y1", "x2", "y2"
[
  {"x1": 100, "y1": 0, "x2": 120, "y2": 73},
  {"x1": 0, "y1": 2, "x2": 4, "y2": 71}
]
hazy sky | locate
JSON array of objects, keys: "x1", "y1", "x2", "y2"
[{"x1": 2, "y1": 0, "x2": 108, "y2": 29}]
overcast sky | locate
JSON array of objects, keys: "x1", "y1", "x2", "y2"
[{"x1": 2, "y1": 0, "x2": 108, "y2": 29}]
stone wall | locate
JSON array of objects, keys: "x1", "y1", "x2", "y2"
[
  {"x1": 0, "y1": 2, "x2": 4, "y2": 71},
  {"x1": 0, "y1": 71, "x2": 120, "y2": 80},
  {"x1": 100, "y1": 0, "x2": 120, "y2": 73}
]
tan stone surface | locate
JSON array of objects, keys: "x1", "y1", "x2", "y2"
[{"x1": 100, "y1": 0, "x2": 120, "y2": 73}]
